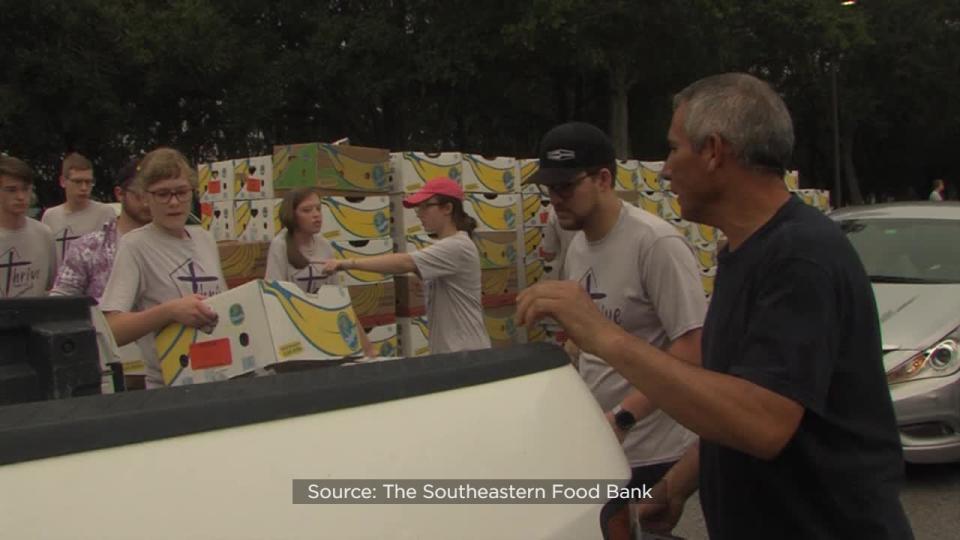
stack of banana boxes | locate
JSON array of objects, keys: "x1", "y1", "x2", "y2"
[{"x1": 198, "y1": 144, "x2": 400, "y2": 361}]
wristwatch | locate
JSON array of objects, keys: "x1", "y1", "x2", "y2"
[{"x1": 612, "y1": 404, "x2": 637, "y2": 432}]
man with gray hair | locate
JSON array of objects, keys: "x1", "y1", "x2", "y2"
[{"x1": 517, "y1": 73, "x2": 912, "y2": 538}]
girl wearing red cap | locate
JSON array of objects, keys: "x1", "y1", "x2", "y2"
[{"x1": 322, "y1": 177, "x2": 490, "y2": 354}]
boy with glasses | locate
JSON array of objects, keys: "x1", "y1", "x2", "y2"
[
  {"x1": 0, "y1": 155, "x2": 57, "y2": 297},
  {"x1": 51, "y1": 159, "x2": 151, "y2": 302},
  {"x1": 524, "y1": 122, "x2": 706, "y2": 535},
  {"x1": 41, "y1": 152, "x2": 117, "y2": 269}
]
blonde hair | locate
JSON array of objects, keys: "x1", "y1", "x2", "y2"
[
  {"x1": 133, "y1": 147, "x2": 197, "y2": 191},
  {"x1": 61, "y1": 152, "x2": 93, "y2": 177},
  {"x1": 279, "y1": 187, "x2": 323, "y2": 269}
]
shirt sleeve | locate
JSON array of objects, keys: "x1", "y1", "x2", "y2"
[
  {"x1": 729, "y1": 257, "x2": 838, "y2": 414},
  {"x1": 410, "y1": 235, "x2": 473, "y2": 281},
  {"x1": 99, "y1": 238, "x2": 142, "y2": 313},
  {"x1": 41, "y1": 222, "x2": 57, "y2": 291},
  {"x1": 264, "y1": 235, "x2": 288, "y2": 282},
  {"x1": 50, "y1": 235, "x2": 89, "y2": 296},
  {"x1": 640, "y1": 235, "x2": 707, "y2": 340}
]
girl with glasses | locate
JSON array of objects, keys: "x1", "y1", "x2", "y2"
[
  {"x1": 100, "y1": 148, "x2": 226, "y2": 388},
  {"x1": 322, "y1": 177, "x2": 490, "y2": 354}
]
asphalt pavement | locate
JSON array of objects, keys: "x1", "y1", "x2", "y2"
[{"x1": 670, "y1": 462, "x2": 960, "y2": 539}]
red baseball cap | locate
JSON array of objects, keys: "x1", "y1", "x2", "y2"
[{"x1": 402, "y1": 177, "x2": 464, "y2": 208}]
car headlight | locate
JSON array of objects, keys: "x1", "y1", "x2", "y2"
[{"x1": 887, "y1": 329, "x2": 960, "y2": 384}]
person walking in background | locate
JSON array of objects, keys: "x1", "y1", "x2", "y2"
[
  {"x1": 323, "y1": 177, "x2": 490, "y2": 354},
  {"x1": 41, "y1": 152, "x2": 117, "y2": 269},
  {"x1": 929, "y1": 178, "x2": 945, "y2": 201}
]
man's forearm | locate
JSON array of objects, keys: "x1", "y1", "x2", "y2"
[{"x1": 595, "y1": 328, "x2": 801, "y2": 460}]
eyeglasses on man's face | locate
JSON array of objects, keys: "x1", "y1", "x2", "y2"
[
  {"x1": 537, "y1": 171, "x2": 594, "y2": 199},
  {"x1": 67, "y1": 178, "x2": 95, "y2": 188},
  {"x1": 145, "y1": 187, "x2": 193, "y2": 204}
]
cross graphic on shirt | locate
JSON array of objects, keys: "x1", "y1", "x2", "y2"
[
  {"x1": 296, "y1": 265, "x2": 327, "y2": 293},
  {"x1": 56, "y1": 228, "x2": 82, "y2": 259},
  {"x1": 175, "y1": 261, "x2": 220, "y2": 294},
  {"x1": 0, "y1": 250, "x2": 31, "y2": 296}
]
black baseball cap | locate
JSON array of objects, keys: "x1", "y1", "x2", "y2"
[{"x1": 526, "y1": 121, "x2": 616, "y2": 186}]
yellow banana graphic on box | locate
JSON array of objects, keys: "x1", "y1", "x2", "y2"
[
  {"x1": 527, "y1": 325, "x2": 546, "y2": 342},
  {"x1": 157, "y1": 324, "x2": 200, "y2": 385},
  {"x1": 233, "y1": 160, "x2": 248, "y2": 195},
  {"x1": 694, "y1": 223, "x2": 716, "y2": 244},
  {"x1": 475, "y1": 235, "x2": 517, "y2": 268},
  {"x1": 696, "y1": 246, "x2": 717, "y2": 269},
  {"x1": 349, "y1": 282, "x2": 386, "y2": 316},
  {"x1": 484, "y1": 311, "x2": 517, "y2": 342},
  {"x1": 519, "y1": 160, "x2": 539, "y2": 184},
  {"x1": 701, "y1": 273, "x2": 715, "y2": 296},
  {"x1": 526, "y1": 259, "x2": 545, "y2": 285},
  {"x1": 640, "y1": 163, "x2": 663, "y2": 191},
  {"x1": 261, "y1": 281, "x2": 360, "y2": 356},
  {"x1": 616, "y1": 162, "x2": 639, "y2": 191},
  {"x1": 198, "y1": 164, "x2": 212, "y2": 196},
  {"x1": 412, "y1": 317, "x2": 430, "y2": 339},
  {"x1": 402, "y1": 153, "x2": 461, "y2": 185},
  {"x1": 320, "y1": 144, "x2": 391, "y2": 191},
  {"x1": 374, "y1": 334, "x2": 398, "y2": 357},
  {"x1": 522, "y1": 194, "x2": 541, "y2": 224},
  {"x1": 331, "y1": 242, "x2": 391, "y2": 283},
  {"x1": 235, "y1": 201, "x2": 252, "y2": 237},
  {"x1": 272, "y1": 199, "x2": 282, "y2": 236},
  {"x1": 661, "y1": 195, "x2": 682, "y2": 219},
  {"x1": 482, "y1": 268, "x2": 512, "y2": 296},
  {"x1": 323, "y1": 197, "x2": 391, "y2": 239},
  {"x1": 524, "y1": 228, "x2": 542, "y2": 258},
  {"x1": 463, "y1": 155, "x2": 516, "y2": 192},
  {"x1": 466, "y1": 194, "x2": 517, "y2": 231}
]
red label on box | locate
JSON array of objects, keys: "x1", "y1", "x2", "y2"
[
  {"x1": 246, "y1": 178, "x2": 262, "y2": 192},
  {"x1": 189, "y1": 339, "x2": 232, "y2": 370},
  {"x1": 209, "y1": 181, "x2": 221, "y2": 194},
  {"x1": 201, "y1": 202, "x2": 213, "y2": 216}
]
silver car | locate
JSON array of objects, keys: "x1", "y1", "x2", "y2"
[{"x1": 832, "y1": 202, "x2": 960, "y2": 463}]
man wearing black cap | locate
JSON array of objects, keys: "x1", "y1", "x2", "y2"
[
  {"x1": 526, "y1": 121, "x2": 707, "y2": 534},
  {"x1": 518, "y1": 74, "x2": 912, "y2": 539}
]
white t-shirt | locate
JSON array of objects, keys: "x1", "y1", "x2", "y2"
[
  {"x1": 410, "y1": 231, "x2": 490, "y2": 354},
  {"x1": 565, "y1": 202, "x2": 706, "y2": 467},
  {"x1": 0, "y1": 218, "x2": 56, "y2": 297},
  {"x1": 265, "y1": 230, "x2": 340, "y2": 293},
  {"x1": 41, "y1": 201, "x2": 117, "y2": 268},
  {"x1": 542, "y1": 207, "x2": 579, "y2": 279},
  {"x1": 99, "y1": 224, "x2": 227, "y2": 388}
]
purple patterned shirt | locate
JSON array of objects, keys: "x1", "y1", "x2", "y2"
[{"x1": 51, "y1": 218, "x2": 119, "y2": 302}]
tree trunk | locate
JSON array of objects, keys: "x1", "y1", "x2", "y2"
[
  {"x1": 609, "y1": 66, "x2": 630, "y2": 159},
  {"x1": 842, "y1": 120, "x2": 864, "y2": 205}
]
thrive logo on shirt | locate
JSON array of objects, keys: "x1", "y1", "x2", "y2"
[
  {"x1": 577, "y1": 267, "x2": 622, "y2": 324},
  {"x1": 54, "y1": 226, "x2": 81, "y2": 261},
  {"x1": 0, "y1": 247, "x2": 41, "y2": 297},
  {"x1": 170, "y1": 259, "x2": 221, "y2": 298},
  {"x1": 292, "y1": 264, "x2": 331, "y2": 294}
]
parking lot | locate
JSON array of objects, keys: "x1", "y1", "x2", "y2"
[{"x1": 674, "y1": 462, "x2": 960, "y2": 539}]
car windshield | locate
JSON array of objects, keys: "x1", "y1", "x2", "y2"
[{"x1": 840, "y1": 218, "x2": 960, "y2": 283}]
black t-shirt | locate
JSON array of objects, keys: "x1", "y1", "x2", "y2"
[{"x1": 700, "y1": 195, "x2": 913, "y2": 539}]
